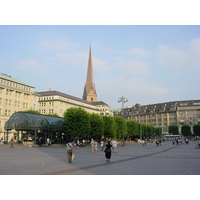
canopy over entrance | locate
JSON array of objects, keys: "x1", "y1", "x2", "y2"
[{"x1": 5, "y1": 111, "x2": 64, "y2": 132}]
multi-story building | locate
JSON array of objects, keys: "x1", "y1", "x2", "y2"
[
  {"x1": 117, "y1": 100, "x2": 200, "y2": 133},
  {"x1": 90, "y1": 101, "x2": 113, "y2": 116},
  {"x1": 0, "y1": 73, "x2": 39, "y2": 139},
  {"x1": 36, "y1": 90, "x2": 101, "y2": 116}
]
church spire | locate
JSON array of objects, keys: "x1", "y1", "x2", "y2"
[{"x1": 83, "y1": 45, "x2": 97, "y2": 102}]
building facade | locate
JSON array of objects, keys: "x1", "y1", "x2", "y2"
[
  {"x1": 36, "y1": 90, "x2": 101, "y2": 116},
  {"x1": 117, "y1": 100, "x2": 200, "y2": 133},
  {"x1": 90, "y1": 101, "x2": 113, "y2": 116},
  {"x1": 0, "y1": 73, "x2": 39, "y2": 139}
]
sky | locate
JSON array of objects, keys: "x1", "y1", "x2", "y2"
[
  {"x1": 1, "y1": 0, "x2": 199, "y2": 191},
  {"x1": 0, "y1": 25, "x2": 200, "y2": 109}
]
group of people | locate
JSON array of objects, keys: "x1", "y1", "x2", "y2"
[
  {"x1": 91, "y1": 139, "x2": 118, "y2": 162},
  {"x1": 172, "y1": 138, "x2": 189, "y2": 145},
  {"x1": 66, "y1": 139, "x2": 119, "y2": 163}
]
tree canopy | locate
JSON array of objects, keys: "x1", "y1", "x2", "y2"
[{"x1": 63, "y1": 108, "x2": 162, "y2": 140}]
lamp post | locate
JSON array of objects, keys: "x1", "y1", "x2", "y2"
[{"x1": 118, "y1": 96, "x2": 128, "y2": 146}]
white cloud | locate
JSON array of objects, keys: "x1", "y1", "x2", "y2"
[
  {"x1": 39, "y1": 39, "x2": 79, "y2": 51},
  {"x1": 156, "y1": 38, "x2": 200, "y2": 71},
  {"x1": 125, "y1": 48, "x2": 151, "y2": 56},
  {"x1": 93, "y1": 58, "x2": 110, "y2": 73},
  {"x1": 116, "y1": 59, "x2": 150, "y2": 77},
  {"x1": 17, "y1": 59, "x2": 43, "y2": 71},
  {"x1": 97, "y1": 76, "x2": 168, "y2": 108},
  {"x1": 56, "y1": 51, "x2": 88, "y2": 66}
]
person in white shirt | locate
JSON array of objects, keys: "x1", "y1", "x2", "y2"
[
  {"x1": 66, "y1": 141, "x2": 73, "y2": 163},
  {"x1": 111, "y1": 140, "x2": 118, "y2": 153}
]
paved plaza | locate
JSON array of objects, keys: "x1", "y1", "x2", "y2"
[{"x1": 0, "y1": 140, "x2": 200, "y2": 175}]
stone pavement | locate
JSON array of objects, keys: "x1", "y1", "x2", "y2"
[{"x1": 0, "y1": 140, "x2": 200, "y2": 175}]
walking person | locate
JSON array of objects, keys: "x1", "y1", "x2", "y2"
[
  {"x1": 198, "y1": 141, "x2": 200, "y2": 149},
  {"x1": 100, "y1": 140, "x2": 104, "y2": 151},
  {"x1": 156, "y1": 140, "x2": 159, "y2": 147},
  {"x1": 0, "y1": 137, "x2": 3, "y2": 145},
  {"x1": 111, "y1": 139, "x2": 118, "y2": 153},
  {"x1": 94, "y1": 140, "x2": 98, "y2": 152},
  {"x1": 10, "y1": 138, "x2": 14, "y2": 148},
  {"x1": 104, "y1": 141, "x2": 113, "y2": 162},
  {"x1": 66, "y1": 140, "x2": 73, "y2": 163},
  {"x1": 91, "y1": 139, "x2": 94, "y2": 152}
]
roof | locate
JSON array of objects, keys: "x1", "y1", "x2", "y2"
[
  {"x1": 36, "y1": 90, "x2": 94, "y2": 105},
  {"x1": 5, "y1": 111, "x2": 64, "y2": 132},
  {"x1": 90, "y1": 101, "x2": 108, "y2": 106},
  {"x1": 0, "y1": 73, "x2": 34, "y2": 87}
]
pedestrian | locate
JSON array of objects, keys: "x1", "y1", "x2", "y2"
[
  {"x1": 176, "y1": 138, "x2": 179, "y2": 145},
  {"x1": 101, "y1": 140, "x2": 104, "y2": 151},
  {"x1": 10, "y1": 138, "x2": 14, "y2": 148},
  {"x1": 198, "y1": 141, "x2": 200, "y2": 149},
  {"x1": 185, "y1": 138, "x2": 189, "y2": 144},
  {"x1": 77, "y1": 140, "x2": 80, "y2": 148},
  {"x1": 94, "y1": 140, "x2": 98, "y2": 152},
  {"x1": 91, "y1": 139, "x2": 94, "y2": 152},
  {"x1": 172, "y1": 139, "x2": 175, "y2": 145},
  {"x1": 156, "y1": 140, "x2": 159, "y2": 147},
  {"x1": 66, "y1": 140, "x2": 73, "y2": 163},
  {"x1": 0, "y1": 137, "x2": 3, "y2": 145},
  {"x1": 45, "y1": 138, "x2": 50, "y2": 146},
  {"x1": 104, "y1": 141, "x2": 112, "y2": 162},
  {"x1": 111, "y1": 139, "x2": 118, "y2": 153},
  {"x1": 83, "y1": 139, "x2": 86, "y2": 147}
]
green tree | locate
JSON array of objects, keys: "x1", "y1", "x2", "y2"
[
  {"x1": 181, "y1": 125, "x2": 191, "y2": 136},
  {"x1": 47, "y1": 113, "x2": 60, "y2": 117},
  {"x1": 113, "y1": 116, "x2": 123, "y2": 138},
  {"x1": 168, "y1": 125, "x2": 179, "y2": 135},
  {"x1": 154, "y1": 127, "x2": 162, "y2": 137},
  {"x1": 102, "y1": 116, "x2": 116, "y2": 138},
  {"x1": 126, "y1": 120, "x2": 139, "y2": 138},
  {"x1": 24, "y1": 110, "x2": 40, "y2": 114},
  {"x1": 63, "y1": 107, "x2": 90, "y2": 139},
  {"x1": 90, "y1": 113, "x2": 104, "y2": 139},
  {"x1": 193, "y1": 124, "x2": 200, "y2": 136}
]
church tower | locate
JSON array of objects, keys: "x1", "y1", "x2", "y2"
[{"x1": 83, "y1": 45, "x2": 97, "y2": 102}]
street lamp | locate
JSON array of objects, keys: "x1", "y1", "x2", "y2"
[{"x1": 118, "y1": 96, "x2": 128, "y2": 146}]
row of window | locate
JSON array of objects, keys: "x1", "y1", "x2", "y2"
[
  {"x1": 39, "y1": 109, "x2": 54, "y2": 114},
  {"x1": 0, "y1": 88, "x2": 30, "y2": 99},
  {"x1": 39, "y1": 102, "x2": 54, "y2": 107},
  {"x1": 0, "y1": 79, "x2": 31, "y2": 91},
  {"x1": 0, "y1": 109, "x2": 11, "y2": 116},
  {"x1": 39, "y1": 97, "x2": 54, "y2": 101},
  {"x1": 0, "y1": 98, "x2": 29, "y2": 108}
]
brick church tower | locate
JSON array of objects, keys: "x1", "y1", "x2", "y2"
[{"x1": 83, "y1": 45, "x2": 97, "y2": 102}]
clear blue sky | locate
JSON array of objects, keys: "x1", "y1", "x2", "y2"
[{"x1": 0, "y1": 25, "x2": 200, "y2": 109}]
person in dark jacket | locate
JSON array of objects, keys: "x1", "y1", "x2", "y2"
[{"x1": 104, "y1": 141, "x2": 113, "y2": 162}]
